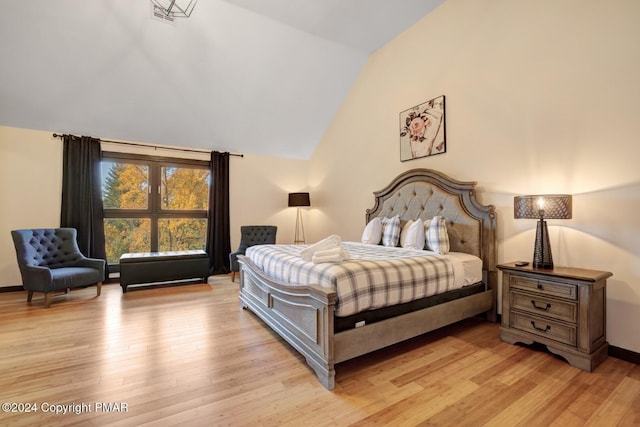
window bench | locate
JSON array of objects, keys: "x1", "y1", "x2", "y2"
[{"x1": 119, "y1": 250, "x2": 209, "y2": 293}]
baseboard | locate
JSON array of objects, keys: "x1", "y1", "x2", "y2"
[
  {"x1": 609, "y1": 345, "x2": 640, "y2": 365},
  {"x1": 0, "y1": 286, "x2": 24, "y2": 293}
]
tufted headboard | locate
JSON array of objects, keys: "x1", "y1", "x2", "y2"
[{"x1": 366, "y1": 169, "x2": 497, "y2": 307}]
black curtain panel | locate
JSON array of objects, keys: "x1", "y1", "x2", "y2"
[
  {"x1": 206, "y1": 151, "x2": 231, "y2": 275},
  {"x1": 60, "y1": 135, "x2": 108, "y2": 275}
]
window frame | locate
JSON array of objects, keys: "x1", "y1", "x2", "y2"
[{"x1": 102, "y1": 151, "x2": 210, "y2": 269}]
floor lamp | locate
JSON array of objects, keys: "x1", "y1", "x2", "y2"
[
  {"x1": 514, "y1": 194, "x2": 572, "y2": 269},
  {"x1": 288, "y1": 192, "x2": 310, "y2": 244}
]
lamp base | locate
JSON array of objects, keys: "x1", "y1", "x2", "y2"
[
  {"x1": 533, "y1": 219, "x2": 554, "y2": 269},
  {"x1": 533, "y1": 261, "x2": 554, "y2": 269},
  {"x1": 294, "y1": 207, "x2": 305, "y2": 245}
]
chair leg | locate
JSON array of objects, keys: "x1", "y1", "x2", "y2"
[
  {"x1": 44, "y1": 293, "x2": 52, "y2": 308},
  {"x1": 96, "y1": 282, "x2": 102, "y2": 297},
  {"x1": 231, "y1": 271, "x2": 236, "y2": 282},
  {"x1": 27, "y1": 291, "x2": 34, "y2": 302}
]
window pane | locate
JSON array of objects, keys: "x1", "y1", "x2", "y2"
[
  {"x1": 158, "y1": 218, "x2": 207, "y2": 252},
  {"x1": 102, "y1": 161, "x2": 149, "y2": 209},
  {"x1": 160, "y1": 166, "x2": 209, "y2": 210},
  {"x1": 104, "y1": 218, "x2": 151, "y2": 263}
]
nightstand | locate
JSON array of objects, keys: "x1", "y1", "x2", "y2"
[{"x1": 498, "y1": 262, "x2": 612, "y2": 371}]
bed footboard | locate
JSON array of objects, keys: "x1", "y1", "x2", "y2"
[
  {"x1": 238, "y1": 255, "x2": 337, "y2": 389},
  {"x1": 238, "y1": 255, "x2": 493, "y2": 391}
]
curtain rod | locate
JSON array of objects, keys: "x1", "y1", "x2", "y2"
[{"x1": 52, "y1": 133, "x2": 243, "y2": 157}]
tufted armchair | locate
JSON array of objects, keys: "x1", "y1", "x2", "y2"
[
  {"x1": 229, "y1": 225, "x2": 277, "y2": 281},
  {"x1": 11, "y1": 228, "x2": 105, "y2": 308}
]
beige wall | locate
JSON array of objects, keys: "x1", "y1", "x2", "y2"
[
  {"x1": 229, "y1": 154, "x2": 310, "y2": 246},
  {"x1": 0, "y1": 128, "x2": 63, "y2": 285},
  {"x1": 0, "y1": 125, "x2": 308, "y2": 286},
  {"x1": 309, "y1": 0, "x2": 640, "y2": 353}
]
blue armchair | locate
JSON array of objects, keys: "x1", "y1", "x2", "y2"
[
  {"x1": 11, "y1": 228, "x2": 105, "y2": 308},
  {"x1": 229, "y1": 225, "x2": 277, "y2": 281}
]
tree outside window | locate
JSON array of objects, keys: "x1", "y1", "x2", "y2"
[{"x1": 101, "y1": 154, "x2": 209, "y2": 265}]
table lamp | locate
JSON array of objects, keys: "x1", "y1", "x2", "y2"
[{"x1": 514, "y1": 194, "x2": 572, "y2": 269}]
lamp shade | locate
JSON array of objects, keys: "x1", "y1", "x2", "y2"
[
  {"x1": 288, "y1": 192, "x2": 310, "y2": 207},
  {"x1": 514, "y1": 195, "x2": 572, "y2": 219}
]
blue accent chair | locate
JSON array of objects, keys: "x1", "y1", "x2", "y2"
[{"x1": 11, "y1": 228, "x2": 105, "y2": 308}]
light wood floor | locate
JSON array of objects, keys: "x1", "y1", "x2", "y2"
[{"x1": 0, "y1": 279, "x2": 638, "y2": 427}]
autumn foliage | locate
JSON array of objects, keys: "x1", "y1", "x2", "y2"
[{"x1": 103, "y1": 162, "x2": 209, "y2": 263}]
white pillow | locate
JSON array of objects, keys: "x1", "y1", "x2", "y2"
[
  {"x1": 400, "y1": 220, "x2": 413, "y2": 247},
  {"x1": 423, "y1": 219, "x2": 432, "y2": 250},
  {"x1": 426, "y1": 215, "x2": 450, "y2": 254},
  {"x1": 361, "y1": 217, "x2": 382, "y2": 245},
  {"x1": 381, "y1": 215, "x2": 401, "y2": 247},
  {"x1": 400, "y1": 220, "x2": 425, "y2": 250}
]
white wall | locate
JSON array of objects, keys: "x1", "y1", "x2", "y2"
[
  {"x1": 308, "y1": 0, "x2": 640, "y2": 353},
  {"x1": 0, "y1": 126, "x2": 308, "y2": 286}
]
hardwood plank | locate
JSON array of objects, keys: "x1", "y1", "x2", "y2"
[
  {"x1": 584, "y1": 376, "x2": 640, "y2": 426},
  {"x1": 0, "y1": 281, "x2": 637, "y2": 426}
]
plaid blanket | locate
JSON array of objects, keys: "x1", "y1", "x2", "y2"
[{"x1": 245, "y1": 242, "x2": 456, "y2": 317}]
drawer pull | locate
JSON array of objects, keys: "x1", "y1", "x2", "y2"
[
  {"x1": 531, "y1": 300, "x2": 551, "y2": 311},
  {"x1": 530, "y1": 321, "x2": 551, "y2": 333},
  {"x1": 537, "y1": 283, "x2": 543, "y2": 290}
]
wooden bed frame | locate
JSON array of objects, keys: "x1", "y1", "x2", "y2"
[{"x1": 238, "y1": 168, "x2": 497, "y2": 390}]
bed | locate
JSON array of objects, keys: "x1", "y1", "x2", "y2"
[{"x1": 238, "y1": 168, "x2": 497, "y2": 390}]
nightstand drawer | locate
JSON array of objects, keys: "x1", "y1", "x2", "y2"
[
  {"x1": 511, "y1": 291, "x2": 577, "y2": 323},
  {"x1": 510, "y1": 276, "x2": 577, "y2": 300},
  {"x1": 511, "y1": 312, "x2": 577, "y2": 347}
]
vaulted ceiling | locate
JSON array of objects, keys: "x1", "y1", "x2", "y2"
[{"x1": 0, "y1": 0, "x2": 445, "y2": 159}]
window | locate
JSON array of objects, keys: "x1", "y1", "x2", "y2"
[{"x1": 101, "y1": 153, "x2": 210, "y2": 266}]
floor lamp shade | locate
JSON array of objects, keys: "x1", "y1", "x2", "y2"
[
  {"x1": 288, "y1": 192, "x2": 310, "y2": 244},
  {"x1": 288, "y1": 192, "x2": 311, "y2": 208},
  {"x1": 514, "y1": 195, "x2": 572, "y2": 269}
]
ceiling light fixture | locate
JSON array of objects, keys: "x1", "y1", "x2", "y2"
[{"x1": 151, "y1": 0, "x2": 198, "y2": 19}]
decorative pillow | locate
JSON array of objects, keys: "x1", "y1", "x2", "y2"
[
  {"x1": 399, "y1": 220, "x2": 413, "y2": 248},
  {"x1": 400, "y1": 220, "x2": 425, "y2": 250},
  {"x1": 426, "y1": 215, "x2": 450, "y2": 254},
  {"x1": 381, "y1": 215, "x2": 401, "y2": 247},
  {"x1": 423, "y1": 219, "x2": 432, "y2": 250},
  {"x1": 361, "y1": 217, "x2": 383, "y2": 245}
]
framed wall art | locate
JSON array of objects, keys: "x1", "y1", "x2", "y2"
[{"x1": 399, "y1": 95, "x2": 446, "y2": 161}]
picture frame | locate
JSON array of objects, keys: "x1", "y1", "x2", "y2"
[{"x1": 399, "y1": 95, "x2": 446, "y2": 162}]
